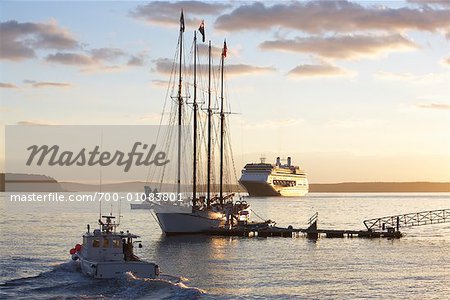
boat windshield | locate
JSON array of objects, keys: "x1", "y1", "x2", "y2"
[{"x1": 113, "y1": 239, "x2": 121, "y2": 248}]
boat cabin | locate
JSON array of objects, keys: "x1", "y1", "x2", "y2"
[{"x1": 80, "y1": 216, "x2": 140, "y2": 262}]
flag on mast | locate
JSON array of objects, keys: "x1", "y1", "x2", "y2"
[
  {"x1": 199, "y1": 20, "x2": 205, "y2": 42},
  {"x1": 222, "y1": 40, "x2": 227, "y2": 58},
  {"x1": 180, "y1": 10, "x2": 185, "y2": 32}
]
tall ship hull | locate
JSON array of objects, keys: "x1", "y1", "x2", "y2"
[
  {"x1": 155, "y1": 210, "x2": 226, "y2": 235},
  {"x1": 239, "y1": 157, "x2": 308, "y2": 197},
  {"x1": 148, "y1": 12, "x2": 251, "y2": 235}
]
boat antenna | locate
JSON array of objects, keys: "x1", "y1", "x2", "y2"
[
  {"x1": 206, "y1": 40, "x2": 212, "y2": 208},
  {"x1": 99, "y1": 129, "x2": 103, "y2": 221},
  {"x1": 192, "y1": 30, "x2": 198, "y2": 206},
  {"x1": 117, "y1": 198, "x2": 122, "y2": 226},
  {"x1": 99, "y1": 195, "x2": 102, "y2": 223},
  {"x1": 219, "y1": 39, "x2": 226, "y2": 205},
  {"x1": 177, "y1": 9, "x2": 184, "y2": 197}
]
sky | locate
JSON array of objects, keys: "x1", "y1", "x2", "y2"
[{"x1": 1, "y1": 0, "x2": 449, "y2": 183}]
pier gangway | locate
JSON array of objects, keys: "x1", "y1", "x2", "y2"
[{"x1": 363, "y1": 209, "x2": 450, "y2": 231}]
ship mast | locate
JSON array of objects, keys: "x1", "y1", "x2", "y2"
[
  {"x1": 177, "y1": 10, "x2": 184, "y2": 196},
  {"x1": 219, "y1": 40, "x2": 226, "y2": 205},
  {"x1": 192, "y1": 31, "x2": 198, "y2": 205},
  {"x1": 206, "y1": 41, "x2": 212, "y2": 208}
]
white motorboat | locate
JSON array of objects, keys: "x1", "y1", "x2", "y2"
[
  {"x1": 130, "y1": 200, "x2": 154, "y2": 210},
  {"x1": 70, "y1": 215, "x2": 159, "y2": 279},
  {"x1": 131, "y1": 185, "x2": 156, "y2": 210}
]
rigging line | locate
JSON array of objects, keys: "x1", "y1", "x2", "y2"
[
  {"x1": 196, "y1": 109, "x2": 207, "y2": 195},
  {"x1": 220, "y1": 59, "x2": 240, "y2": 194},
  {"x1": 146, "y1": 34, "x2": 180, "y2": 185},
  {"x1": 250, "y1": 208, "x2": 268, "y2": 222},
  {"x1": 150, "y1": 209, "x2": 163, "y2": 228},
  {"x1": 224, "y1": 124, "x2": 239, "y2": 188},
  {"x1": 224, "y1": 116, "x2": 241, "y2": 193},
  {"x1": 158, "y1": 102, "x2": 176, "y2": 191},
  {"x1": 157, "y1": 106, "x2": 171, "y2": 188},
  {"x1": 180, "y1": 32, "x2": 193, "y2": 101}
]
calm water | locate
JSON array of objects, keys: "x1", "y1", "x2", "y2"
[{"x1": 1, "y1": 193, "x2": 449, "y2": 299}]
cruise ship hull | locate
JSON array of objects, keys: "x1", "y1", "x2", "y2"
[{"x1": 240, "y1": 180, "x2": 308, "y2": 197}]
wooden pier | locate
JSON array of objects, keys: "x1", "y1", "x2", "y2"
[
  {"x1": 205, "y1": 209, "x2": 449, "y2": 240},
  {"x1": 206, "y1": 227, "x2": 403, "y2": 239}
]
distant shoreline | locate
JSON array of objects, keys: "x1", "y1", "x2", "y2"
[
  {"x1": 1, "y1": 173, "x2": 449, "y2": 192},
  {"x1": 309, "y1": 182, "x2": 450, "y2": 193}
]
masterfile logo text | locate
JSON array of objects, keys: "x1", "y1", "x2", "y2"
[
  {"x1": 5, "y1": 125, "x2": 190, "y2": 191},
  {"x1": 25, "y1": 142, "x2": 170, "y2": 172}
]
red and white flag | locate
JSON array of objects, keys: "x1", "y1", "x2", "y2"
[
  {"x1": 222, "y1": 40, "x2": 227, "y2": 58},
  {"x1": 198, "y1": 20, "x2": 205, "y2": 42}
]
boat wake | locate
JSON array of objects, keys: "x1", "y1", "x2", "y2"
[{"x1": 0, "y1": 261, "x2": 205, "y2": 299}]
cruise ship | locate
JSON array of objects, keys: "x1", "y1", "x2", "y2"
[{"x1": 239, "y1": 157, "x2": 308, "y2": 197}]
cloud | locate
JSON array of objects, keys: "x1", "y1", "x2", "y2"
[
  {"x1": 0, "y1": 82, "x2": 18, "y2": 88},
  {"x1": 45, "y1": 48, "x2": 147, "y2": 70},
  {"x1": 239, "y1": 117, "x2": 304, "y2": 129},
  {"x1": 408, "y1": 0, "x2": 450, "y2": 8},
  {"x1": 127, "y1": 54, "x2": 146, "y2": 66},
  {"x1": 215, "y1": 1, "x2": 450, "y2": 33},
  {"x1": 0, "y1": 20, "x2": 145, "y2": 70},
  {"x1": 17, "y1": 120, "x2": 57, "y2": 125},
  {"x1": 326, "y1": 119, "x2": 388, "y2": 128},
  {"x1": 226, "y1": 64, "x2": 275, "y2": 76},
  {"x1": 260, "y1": 34, "x2": 417, "y2": 60},
  {"x1": 130, "y1": 1, "x2": 230, "y2": 27},
  {"x1": 80, "y1": 65, "x2": 123, "y2": 73},
  {"x1": 153, "y1": 57, "x2": 275, "y2": 77},
  {"x1": 417, "y1": 103, "x2": 450, "y2": 110},
  {"x1": 46, "y1": 52, "x2": 97, "y2": 65},
  {"x1": 443, "y1": 56, "x2": 450, "y2": 66},
  {"x1": 139, "y1": 113, "x2": 164, "y2": 123},
  {"x1": 0, "y1": 20, "x2": 78, "y2": 61},
  {"x1": 89, "y1": 48, "x2": 147, "y2": 67},
  {"x1": 151, "y1": 79, "x2": 169, "y2": 88},
  {"x1": 153, "y1": 58, "x2": 176, "y2": 74},
  {"x1": 89, "y1": 48, "x2": 126, "y2": 61},
  {"x1": 374, "y1": 71, "x2": 415, "y2": 80},
  {"x1": 374, "y1": 71, "x2": 446, "y2": 84},
  {"x1": 24, "y1": 80, "x2": 72, "y2": 88},
  {"x1": 287, "y1": 63, "x2": 351, "y2": 78},
  {"x1": 0, "y1": 18, "x2": 147, "y2": 71},
  {"x1": 197, "y1": 43, "x2": 223, "y2": 58}
]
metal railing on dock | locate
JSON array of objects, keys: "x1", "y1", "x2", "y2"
[
  {"x1": 308, "y1": 212, "x2": 318, "y2": 225},
  {"x1": 363, "y1": 209, "x2": 450, "y2": 231}
]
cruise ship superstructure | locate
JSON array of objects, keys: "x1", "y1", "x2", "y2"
[{"x1": 239, "y1": 157, "x2": 309, "y2": 197}]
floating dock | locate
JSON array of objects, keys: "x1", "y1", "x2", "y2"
[{"x1": 206, "y1": 209, "x2": 449, "y2": 239}]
